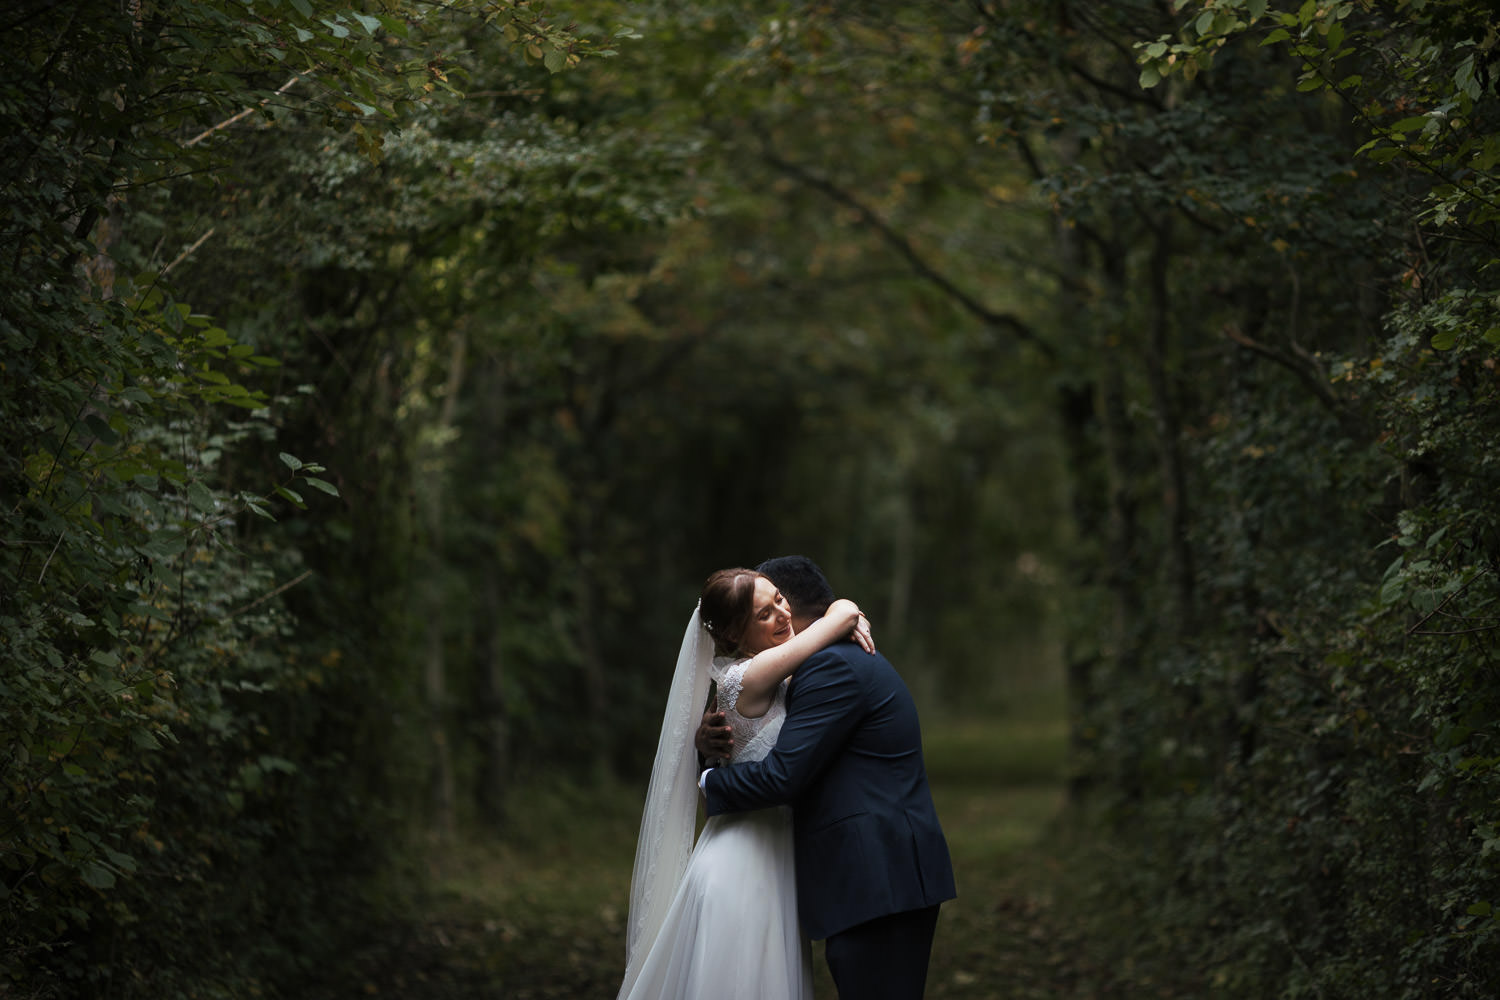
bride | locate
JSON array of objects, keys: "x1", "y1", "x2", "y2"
[{"x1": 617, "y1": 567, "x2": 871, "y2": 1000}]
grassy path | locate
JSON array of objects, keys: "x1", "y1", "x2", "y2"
[{"x1": 314, "y1": 713, "x2": 1133, "y2": 999}]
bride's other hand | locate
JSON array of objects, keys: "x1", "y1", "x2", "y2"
[
  {"x1": 852, "y1": 612, "x2": 874, "y2": 654},
  {"x1": 824, "y1": 599, "x2": 874, "y2": 653}
]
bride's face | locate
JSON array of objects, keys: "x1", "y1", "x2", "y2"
[{"x1": 738, "y1": 576, "x2": 794, "y2": 655}]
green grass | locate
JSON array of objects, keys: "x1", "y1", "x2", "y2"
[
  {"x1": 318, "y1": 680, "x2": 1119, "y2": 999},
  {"x1": 925, "y1": 713, "x2": 1068, "y2": 787}
]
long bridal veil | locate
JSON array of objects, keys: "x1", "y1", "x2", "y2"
[{"x1": 619, "y1": 605, "x2": 715, "y2": 998}]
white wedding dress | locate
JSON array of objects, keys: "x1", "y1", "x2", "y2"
[{"x1": 618, "y1": 655, "x2": 813, "y2": 1000}]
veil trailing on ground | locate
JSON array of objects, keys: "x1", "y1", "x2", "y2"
[{"x1": 619, "y1": 605, "x2": 715, "y2": 998}]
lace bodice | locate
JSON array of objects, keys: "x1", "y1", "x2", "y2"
[{"x1": 710, "y1": 656, "x2": 788, "y2": 764}]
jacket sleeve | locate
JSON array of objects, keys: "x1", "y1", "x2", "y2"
[{"x1": 704, "y1": 647, "x2": 861, "y2": 816}]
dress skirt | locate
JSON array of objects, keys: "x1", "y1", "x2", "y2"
[{"x1": 619, "y1": 804, "x2": 812, "y2": 1000}]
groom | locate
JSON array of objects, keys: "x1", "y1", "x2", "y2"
[{"x1": 699, "y1": 555, "x2": 955, "y2": 999}]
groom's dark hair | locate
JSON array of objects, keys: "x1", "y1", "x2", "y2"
[{"x1": 756, "y1": 555, "x2": 835, "y2": 618}]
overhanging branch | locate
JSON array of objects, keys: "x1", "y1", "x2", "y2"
[{"x1": 757, "y1": 142, "x2": 1054, "y2": 361}]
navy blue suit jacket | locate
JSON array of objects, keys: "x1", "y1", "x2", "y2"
[{"x1": 703, "y1": 640, "x2": 956, "y2": 941}]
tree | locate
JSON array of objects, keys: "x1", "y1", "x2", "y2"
[{"x1": 0, "y1": 0, "x2": 616, "y2": 992}]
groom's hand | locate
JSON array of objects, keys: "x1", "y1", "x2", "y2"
[{"x1": 695, "y1": 698, "x2": 732, "y2": 762}]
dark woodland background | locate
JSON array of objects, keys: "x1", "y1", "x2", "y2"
[{"x1": 3, "y1": 1, "x2": 1498, "y2": 997}]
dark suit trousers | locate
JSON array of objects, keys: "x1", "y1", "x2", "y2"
[{"x1": 824, "y1": 903, "x2": 941, "y2": 1000}]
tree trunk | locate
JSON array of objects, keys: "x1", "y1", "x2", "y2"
[
  {"x1": 574, "y1": 497, "x2": 613, "y2": 783},
  {"x1": 888, "y1": 487, "x2": 914, "y2": 643},
  {"x1": 1143, "y1": 220, "x2": 1196, "y2": 634},
  {"x1": 422, "y1": 330, "x2": 467, "y2": 838},
  {"x1": 1099, "y1": 247, "x2": 1147, "y2": 800},
  {"x1": 1057, "y1": 381, "x2": 1104, "y2": 802},
  {"x1": 474, "y1": 566, "x2": 509, "y2": 826},
  {"x1": 1100, "y1": 367, "x2": 1143, "y2": 658}
]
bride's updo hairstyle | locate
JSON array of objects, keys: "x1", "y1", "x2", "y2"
[{"x1": 699, "y1": 568, "x2": 761, "y2": 657}]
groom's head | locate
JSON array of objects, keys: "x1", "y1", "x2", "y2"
[{"x1": 756, "y1": 555, "x2": 835, "y2": 632}]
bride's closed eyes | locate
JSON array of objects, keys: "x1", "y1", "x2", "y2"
[{"x1": 739, "y1": 580, "x2": 793, "y2": 656}]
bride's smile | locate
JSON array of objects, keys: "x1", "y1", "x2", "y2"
[{"x1": 738, "y1": 577, "x2": 794, "y2": 655}]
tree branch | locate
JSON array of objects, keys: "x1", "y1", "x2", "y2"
[
  {"x1": 757, "y1": 142, "x2": 1054, "y2": 360},
  {"x1": 159, "y1": 227, "x2": 215, "y2": 278},
  {"x1": 227, "y1": 569, "x2": 314, "y2": 619},
  {"x1": 1221, "y1": 321, "x2": 1348, "y2": 419},
  {"x1": 185, "y1": 73, "x2": 308, "y2": 148}
]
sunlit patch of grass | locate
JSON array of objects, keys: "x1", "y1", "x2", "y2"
[
  {"x1": 935, "y1": 784, "x2": 1066, "y2": 867},
  {"x1": 924, "y1": 714, "x2": 1068, "y2": 789}
]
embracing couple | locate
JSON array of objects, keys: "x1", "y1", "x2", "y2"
[{"x1": 618, "y1": 555, "x2": 956, "y2": 1000}]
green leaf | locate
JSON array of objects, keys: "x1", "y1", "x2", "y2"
[
  {"x1": 351, "y1": 12, "x2": 381, "y2": 36},
  {"x1": 80, "y1": 862, "x2": 116, "y2": 889},
  {"x1": 1139, "y1": 64, "x2": 1163, "y2": 89},
  {"x1": 1455, "y1": 55, "x2": 1479, "y2": 101},
  {"x1": 141, "y1": 532, "x2": 187, "y2": 560},
  {"x1": 1430, "y1": 329, "x2": 1457, "y2": 351},
  {"x1": 544, "y1": 48, "x2": 566, "y2": 73},
  {"x1": 274, "y1": 486, "x2": 305, "y2": 507},
  {"x1": 278, "y1": 452, "x2": 303, "y2": 471},
  {"x1": 301, "y1": 476, "x2": 340, "y2": 496},
  {"x1": 1262, "y1": 27, "x2": 1291, "y2": 45},
  {"x1": 258, "y1": 754, "x2": 298, "y2": 774},
  {"x1": 84, "y1": 414, "x2": 119, "y2": 445},
  {"x1": 289, "y1": 0, "x2": 312, "y2": 16},
  {"x1": 224, "y1": 394, "x2": 266, "y2": 410},
  {"x1": 1466, "y1": 901, "x2": 1492, "y2": 917},
  {"x1": 186, "y1": 481, "x2": 216, "y2": 513}
]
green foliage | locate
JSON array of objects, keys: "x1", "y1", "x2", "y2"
[
  {"x1": 991, "y1": 2, "x2": 1500, "y2": 996},
  {"x1": 0, "y1": 0, "x2": 613, "y2": 994}
]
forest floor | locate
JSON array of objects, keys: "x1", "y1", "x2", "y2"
[{"x1": 310, "y1": 714, "x2": 1187, "y2": 1000}]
